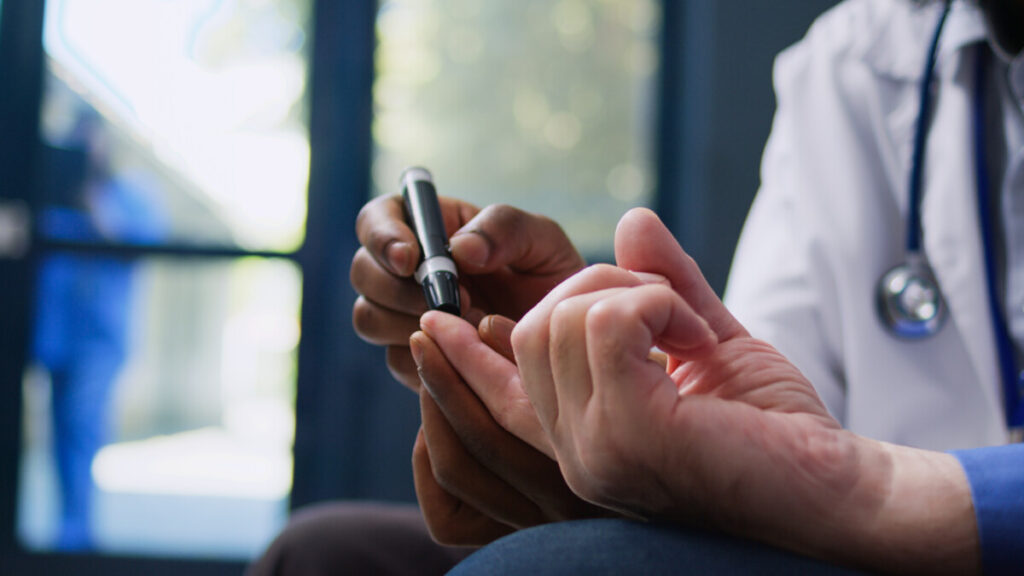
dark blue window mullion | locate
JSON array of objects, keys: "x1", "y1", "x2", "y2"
[
  {"x1": 0, "y1": 0, "x2": 46, "y2": 558},
  {"x1": 654, "y1": 0, "x2": 714, "y2": 286},
  {"x1": 293, "y1": 0, "x2": 423, "y2": 508}
]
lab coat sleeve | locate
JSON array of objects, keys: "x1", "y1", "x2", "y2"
[
  {"x1": 953, "y1": 445, "x2": 1024, "y2": 575},
  {"x1": 723, "y1": 43, "x2": 847, "y2": 422}
]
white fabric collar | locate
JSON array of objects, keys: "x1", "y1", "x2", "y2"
[{"x1": 860, "y1": 0, "x2": 988, "y2": 80}]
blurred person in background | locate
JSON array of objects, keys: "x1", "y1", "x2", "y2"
[{"x1": 33, "y1": 108, "x2": 166, "y2": 550}]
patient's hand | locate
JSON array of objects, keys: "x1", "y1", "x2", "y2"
[{"x1": 510, "y1": 208, "x2": 977, "y2": 574}]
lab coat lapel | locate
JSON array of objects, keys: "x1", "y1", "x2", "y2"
[{"x1": 921, "y1": 47, "x2": 1004, "y2": 422}]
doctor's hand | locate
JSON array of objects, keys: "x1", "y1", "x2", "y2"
[
  {"x1": 511, "y1": 208, "x2": 979, "y2": 575},
  {"x1": 352, "y1": 195, "x2": 585, "y2": 390},
  {"x1": 410, "y1": 312, "x2": 613, "y2": 547}
]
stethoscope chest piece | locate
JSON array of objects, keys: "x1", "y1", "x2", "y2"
[{"x1": 876, "y1": 254, "x2": 947, "y2": 339}]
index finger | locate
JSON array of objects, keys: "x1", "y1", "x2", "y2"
[
  {"x1": 419, "y1": 311, "x2": 553, "y2": 458},
  {"x1": 614, "y1": 208, "x2": 747, "y2": 342},
  {"x1": 355, "y1": 193, "x2": 481, "y2": 277},
  {"x1": 355, "y1": 194, "x2": 419, "y2": 276}
]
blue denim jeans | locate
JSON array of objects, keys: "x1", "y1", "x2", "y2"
[{"x1": 448, "y1": 519, "x2": 871, "y2": 575}]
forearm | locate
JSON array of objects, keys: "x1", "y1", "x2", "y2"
[{"x1": 683, "y1": 430, "x2": 980, "y2": 575}]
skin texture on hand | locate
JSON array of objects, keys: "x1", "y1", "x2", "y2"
[
  {"x1": 508, "y1": 208, "x2": 979, "y2": 575},
  {"x1": 351, "y1": 195, "x2": 585, "y2": 390},
  {"x1": 411, "y1": 313, "x2": 612, "y2": 547}
]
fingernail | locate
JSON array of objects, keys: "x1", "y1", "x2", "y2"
[
  {"x1": 409, "y1": 333, "x2": 435, "y2": 396},
  {"x1": 630, "y1": 271, "x2": 670, "y2": 286},
  {"x1": 480, "y1": 315, "x2": 516, "y2": 360},
  {"x1": 450, "y1": 231, "x2": 489, "y2": 269},
  {"x1": 387, "y1": 241, "x2": 415, "y2": 275},
  {"x1": 409, "y1": 334, "x2": 424, "y2": 367},
  {"x1": 483, "y1": 314, "x2": 515, "y2": 341}
]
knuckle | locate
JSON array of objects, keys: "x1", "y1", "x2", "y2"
[
  {"x1": 462, "y1": 431, "x2": 502, "y2": 470},
  {"x1": 485, "y1": 203, "x2": 525, "y2": 226},
  {"x1": 426, "y1": 520, "x2": 464, "y2": 547},
  {"x1": 550, "y1": 297, "x2": 582, "y2": 326},
  {"x1": 492, "y1": 397, "x2": 525, "y2": 434},
  {"x1": 507, "y1": 401, "x2": 543, "y2": 441},
  {"x1": 573, "y1": 263, "x2": 618, "y2": 286},
  {"x1": 412, "y1": 430, "x2": 429, "y2": 462},
  {"x1": 354, "y1": 195, "x2": 390, "y2": 243},
  {"x1": 492, "y1": 408, "x2": 514, "y2": 435},
  {"x1": 585, "y1": 298, "x2": 623, "y2": 332},
  {"x1": 510, "y1": 321, "x2": 532, "y2": 356},
  {"x1": 385, "y1": 347, "x2": 420, "y2": 392},
  {"x1": 588, "y1": 262, "x2": 619, "y2": 275},
  {"x1": 430, "y1": 452, "x2": 461, "y2": 492},
  {"x1": 351, "y1": 297, "x2": 380, "y2": 340},
  {"x1": 349, "y1": 248, "x2": 373, "y2": 293},
  {"x1": 354, "y1": 202, "x2": 371, "y2": 235},
  {"x1": 358, "y1": 195, "x2": 410, "y2": 259}
]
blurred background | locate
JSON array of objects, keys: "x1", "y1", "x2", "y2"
[{"x1": 0, "y1": 0, "x2": 834, "y2": 573}]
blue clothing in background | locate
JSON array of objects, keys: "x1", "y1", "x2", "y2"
[
  {"x1": 33, "y1": 169, "x2": 166, "y2": 550},
  {"x1": 954, "y1": 444, "x2": 1024, "y2": 576}
]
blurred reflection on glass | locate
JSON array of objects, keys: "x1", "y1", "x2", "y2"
[
  {"x1": 41, "y1": 0, "x2": 311, "y2": 251},
  {"x1": 373, "y1": 0, "x2": 661, "y2": 256},
  {"x1": 20, "y1": 256, "x2": 301, "y2": 558},
  {"x1": 34, "y1": 109, "x2": 167, "y2": 550}
]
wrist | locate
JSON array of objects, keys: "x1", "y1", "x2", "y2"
[{"x1": 837, "y1": 438, "x2": 979, "y2": 575}]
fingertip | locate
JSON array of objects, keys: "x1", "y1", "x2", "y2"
[
  {"x1": 480, "y1": 314, "x2": 516, "y2": 340},
  {"x1": 616, "y1": 207, "x2": 661, "y2": 237},
  {"x1": 409, "y1": 331, "x2": 426, "y2": 367},
  {"x1": 450, "y1": 231, "x2": 490, "y2": 270},
  {"x1": 479, "y1": 314, "x2": 516, "y2": 361},
  {"x1": 626, "y1": 206, "x2": 658, "y2": 219},
  {"x1": 386, "y1": 241, "x2": 417, "y2": 275},
  {"x1": 420, "y1": 308, "x2": 466, "y2": 336},
  {"x1": 420, "y1": 310, "x2": 443, "y2": 333}
]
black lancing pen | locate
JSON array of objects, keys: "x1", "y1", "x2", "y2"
[{"x1": 401, "y1": 167, "x2": 461, "y2": 316}]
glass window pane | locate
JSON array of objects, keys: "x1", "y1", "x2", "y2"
[
  {"x1": 18, "y1": 255, "x2": 300, "y2": 558},
  {"x1": 39, "y1": 0, "x2": 311, "y2": 252},
  {"x1": 372, "y1": 0, "x2": 661, "y2": 256}
]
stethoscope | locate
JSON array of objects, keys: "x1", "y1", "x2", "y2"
[
  {"x1": 877, "y1": 0, "x2": 1024, "y2": 429},
  {"x1": 876, "y1": 1, "x2": 954, "y2": 338}
]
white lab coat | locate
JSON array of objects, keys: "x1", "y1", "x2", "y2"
[{"x1": 724, "y1": 0, "x2": 1010, "y2": 450}]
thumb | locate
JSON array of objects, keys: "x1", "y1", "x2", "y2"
[
  {"x1": 448, "y1": 204, "x2": 584, "y2": 275},
  {"x1": 614, "y1": 208, "x2": 747, "y2": 341}
]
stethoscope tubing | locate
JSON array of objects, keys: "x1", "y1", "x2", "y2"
[
  {"x1": 906, "y1": 0, "x2": 952, "y2": 254},
  {"x1": 973, "y1": 43, "x2": 1024, "y2": 428},
  {"x1": 881, "y1": 0, "x2": 1022, "y2": 428}
]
